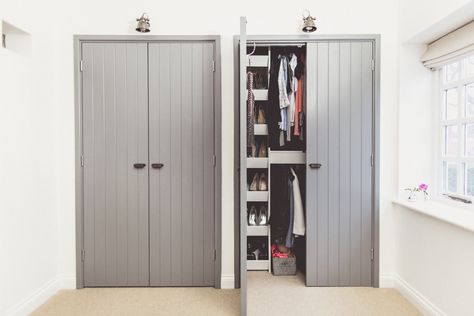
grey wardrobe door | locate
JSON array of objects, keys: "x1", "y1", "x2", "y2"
[
  {"x1": 148, "y1": 42, "x2": 216, "y2": 286},
  {"x1": 306, "y1": 41, "x2": 373, "y2": 287},
  {"x1": 82, "y1": 42, "x2": 149, "y2": 286}
]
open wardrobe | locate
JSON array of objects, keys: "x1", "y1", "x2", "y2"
[{"x1": 235, "y1": 18, "x2": 380, "y2": 315}]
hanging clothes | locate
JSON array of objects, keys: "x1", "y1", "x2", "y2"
[
  {"x1": 287, "y1": 53, "x2": 298, "y2": 142},
  {"x1": 291, "y1": 167, "x2": 305, "y2": 236},
  {"x1": 295, "y1": 52, "x2": 305, "y2": 140},
  {"x1": 268, "y1": 47, "x2": 306, "y2": 150},
  {"x1": 285, "y1": 176, "x2": 295, "y2": 248},
  {"x1": 294, "y1": 75, "x2": 303, "y2": 136},
  {"x1": 247, "y1": 72, "x2": 255, "y2": 148},
  {"x1": 278, "y1": 55, "x2": 290, "y2": 146},
  {"x1": 267, "y1": 48, "x2": 283, "y2": 149},
  {"x1": 269, "y1": 165, "x2": 290, "y2": 244}
]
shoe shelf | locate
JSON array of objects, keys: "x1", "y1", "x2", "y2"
[
  {"x1": 247, "y1": 157, "x2": 268, "y2": 168},
  {"x1": 247, "y1": 191, "x2": 269, "y2": 202},
  {"x1": 247, "y1": 225, "x2": 270, "y2": 236},
  {"x1": 269, "y1": 150, "x2": 306, "y2": 165},
  {"x1": 246, "y1": 47, "x2": 271, "y2": 273},
  {"x1": 246, "y1": 55, "x2": 269, "y2": 67},
  {"x1": 254, "y1": 124, "x2": 268, "y2": 135},
  {"x1": 247, "y1": 259, "x2": 270, "y2": 271},
  {"x1": 247, "y1": 89, "x2": 268, "y2": 101}
]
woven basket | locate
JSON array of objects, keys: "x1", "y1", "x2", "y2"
[{"x1": 272, "y1": 256, "x2": 297, "y2": 275}]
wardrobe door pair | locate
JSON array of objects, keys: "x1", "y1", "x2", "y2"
[
  {"x1": 306, "y1": 41, "x2": 374, "y2": 287},
  {"x1": 82, "y1": 42, "x2": 149, "y2": 286},
  {"x1": 82, "y1": 41, "x2": 215, "y2": 287}
]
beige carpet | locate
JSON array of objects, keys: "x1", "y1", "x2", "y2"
[
  {"x1": 248, "y1": 271, "x2": 421, "y2": 316},
  {"x1": 32, "y1": 287, "x2": 240, "y2": 316},
  {"x1": 32, "y1": 274, "x2": 420, "y2": 316}
]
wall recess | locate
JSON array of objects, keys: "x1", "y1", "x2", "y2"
[{"x1": 1, "y1": 20, "x2": 31, "y2": 55}]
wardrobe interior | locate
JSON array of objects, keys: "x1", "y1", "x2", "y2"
[{"x1": 246, "y1": 43, "x2": 308, "y2": 279}]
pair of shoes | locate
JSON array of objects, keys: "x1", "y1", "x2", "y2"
[
  {"x1": 247, "y1": 248, "x2": 260, "y2": 260},
  {"x1": 248, "y1": 206, "x2": 268, "y2": 226},
  {"x1": 249, "y1": 173, "x2": 267, "y2": 191},
  {"x1": 257, "y1": 139, "x2": 267, "y2": 157},
  {"x1": 258, "y1": 243, "x2": 269, "y2": 260},
  {"x1": 247, "y1": 241, "x2": 256, "y2": 260},
  {"x1": 250, "y1": 139, "x2": 267, "y2": 158},
  {"x1": 247, "y1": 242, "x2": 268, "y2": 260},
  {"x1": 256, "y1": 105, "x2": 266, "y2": 124}
]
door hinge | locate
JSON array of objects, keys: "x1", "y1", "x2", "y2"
[
  {"x1": 214, "y1": 249, "x2": 217, "y2": 261},
  {"x1": 212, "y1": 154, "x2": 216, "y2": 167},
  {"x1": 370, "y1": 154, "x2": 374, "y2": 167},
  {"x1": 80, "y1": 60, "x2": 83, "y2": 72},
  {"x1": 81, "y1": 155, "x2": 84, "y2": 167},
  {"x1": 370, "y1": 248, "x2": 374, "y2": 261},
  {"x1": 371, "y1": 59, "x2": 375, "y2": 71},
  {"x1": 81, "y1": 249, "x2": 85, "y2": 262},
  {"x1": 212, "y1": 60, "x2": 215, "y2": 72}
]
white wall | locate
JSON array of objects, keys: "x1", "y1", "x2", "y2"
[
  {"x1": 398, "y1": 43, "x2": 434, "y2": 191},
  {"x1": 393, "y1": 206, "x2": 474, "y2": 315},
  {"x1": 0, "y1": 2, "x2": 60, "y2": 315},
  {"x1": 395, "y1": 0, "x2": 474, "y2": 314},
  {"x1": 399, "y1": 0, "x2": 474, "y2": 43}
]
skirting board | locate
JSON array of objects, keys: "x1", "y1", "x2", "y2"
[
  {"x1": 379, "y1": 273, "x2": 395, "y2": 288},
  {"x1": 220, "y1": 274, "x2": 235, "y2": 289},
  {"x1": 6, "y1": 274, "x2": 75, "y2": 316},
  {"x1": 382, "y1": 273, "x2": 445, "y2": 316}
]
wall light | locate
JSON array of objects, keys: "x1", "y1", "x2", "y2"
[
  {"x1": 302, "y1": 10, "x2": 317, "y2": 33},
  {"x1": 136, "y1": 13, "x2": 150, "y2": 33}
]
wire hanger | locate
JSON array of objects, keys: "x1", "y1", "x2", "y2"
[{"x1": 247, "y1": 42, "x2": 256, "y2": 66}]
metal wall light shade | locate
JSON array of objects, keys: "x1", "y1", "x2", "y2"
[
  {"x1": 302, "y1": 10, "x2": 317, "y2": 33},
  {"x1": 136, "y1": 13, "x2": 150, "y2": 33}
]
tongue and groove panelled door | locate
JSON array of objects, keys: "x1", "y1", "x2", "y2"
[
  {"x1": 148, "y1": 42, "x2": 216, "y2": 286},
  {"x1": 306, "y1": 41, "x2": 374, "y2": 287},
  {"x1": 82, "y1": 41, "x2": 215, "y2": 287},
  {"x1": 82, "y1": 42, "x2": 150, "y2": 286}
]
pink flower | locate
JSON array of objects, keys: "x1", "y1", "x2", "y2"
[{"x1": 418, "y1": 183, "x2": 428, "y2": 191}]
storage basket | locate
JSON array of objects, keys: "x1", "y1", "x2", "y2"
[{"x1": 272, "y1": 256, "x2": 297, "y2": 275}]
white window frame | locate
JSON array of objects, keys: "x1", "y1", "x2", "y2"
[{"x1": 437, "y1": 54, "x2": 474, "y2": 204}]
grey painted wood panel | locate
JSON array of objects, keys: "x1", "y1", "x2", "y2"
[
  {"x1": 328, "y1": 42, "x2": 340, "y2": 286},
  {"x1": 180, "y1": 44, "x2": 194, "y2": 285},
  {"x1": 306, "y1": 41, "x2": 373, "y2": 286},
  {"x1": 350, "y1": 42, "x2": 363, "y2": 286},
  {"x1": 316, "y1": 42, "x2": 329, "y2": 286},
  {"x1": 202, "y1": 43, "x2": 216, "y2": 285},
  {"x1": 338, "y1": 42, "x2": 352, "y2": 286},
  {"x1": 82, "y1": 42, "x2": 149, "y2": 286},
  {"x1": 361, "y1": 42, "x2": 374, "y2": 286},
  {"x1": 148, "y1": 42, "x2": 215, "y2": 286},
  {"x1": 239, "y1": 17, "x2": 248, "y2": 316},
  {"x1": 305, "y1": 43, "x2": 318, "y2": 286}
]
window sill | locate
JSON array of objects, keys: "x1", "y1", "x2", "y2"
[{"x1": 392, "y1": 199, "x2": 474, "y2": 233}]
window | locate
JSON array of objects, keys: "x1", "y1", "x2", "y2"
[{"x1": 440, "y1": 54, "x2": 474, "y2": 200}]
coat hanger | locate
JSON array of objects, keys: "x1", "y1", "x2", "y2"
[
  {"x1": 288, "y1": 166, "x2": 295, "y2": 181},
  {"x1": 247, "y1": 42, "x2": 256, "y2": 66}
]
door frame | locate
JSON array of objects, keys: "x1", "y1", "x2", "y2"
[
  {"x1": 74, "y1": 35, "x2": 222, "y2": 289},
  {"x1": 233, "y1": 33, "x2": 381, "y2": 294}
]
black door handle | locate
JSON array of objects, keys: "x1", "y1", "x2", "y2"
[
  {"x1": 133, "y1": 163, "x2": 146, "y2": 169},
  {"x1": 151, "y1": 163, "x2": 164, "y2": 169},
  {"x1": 309, "y1": 163, "x2": 322, "y2": 169}
]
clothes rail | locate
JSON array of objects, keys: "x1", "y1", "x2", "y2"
[{"x1": 247, "y1": 42, "x2": 306, "y2": 47}]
